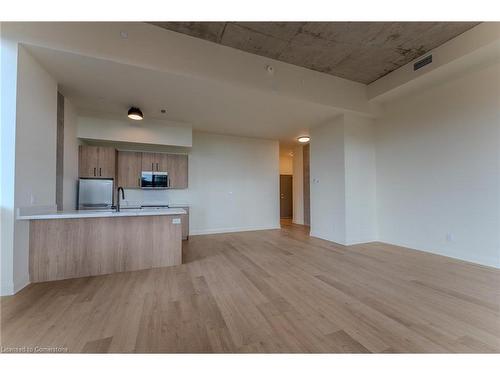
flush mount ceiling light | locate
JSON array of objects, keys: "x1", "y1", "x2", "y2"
[
  {"x1": 128, "y1": 107, "x2": 143, "y2": 120},
  {"x1": 297, "y1": 136, "x2": 310, "y2": 143}
]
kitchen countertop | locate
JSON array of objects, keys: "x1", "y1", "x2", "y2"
[{"x1": 17, "y1": 207, "x2": 187, "y2": 220}]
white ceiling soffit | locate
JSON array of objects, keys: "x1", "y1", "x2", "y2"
[
  {"x1": 4, "y1": 22, "x2": 373, "y2": 116},
  {"x1": 26, "y1": 45, "x2": 341, "y2": 143},
  {"x1": 368, "y1": 23, "x2": 500, "y2": 102}
]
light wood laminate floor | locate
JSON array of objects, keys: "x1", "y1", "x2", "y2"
[{"x1": 1, "y1": 220, "x2": 499, "y2": 353}]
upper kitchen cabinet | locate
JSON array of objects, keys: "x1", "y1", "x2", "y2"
[
  {"x1": 141, "y1": 152, "x2": 156, "y2": 172},
  {"x1": 166, "y1": 154, "x2": 188, "y2": 189},
  {"x1": 117, "y1": 151, "x2": 142, "y2": 188},
  {"x1": 141, "y1": 152, "x2": 169, "y2": 173},
  {"x1": 156, "y1": 153, "x2": 169, "y2": 173},
  {"x1": 113, "y1": 151, "x2": 188, "y2": 189},
  {"x1": 79, "y1": 145, "x2": 116, "y2": 179}
]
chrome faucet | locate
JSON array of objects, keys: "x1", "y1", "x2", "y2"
[{"x1": 117, "y1": 186, "x2": 125, "y2": 212}]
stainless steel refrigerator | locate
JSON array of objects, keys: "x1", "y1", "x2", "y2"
[{"x1": 78, "y1": 178, "x2": 114, "y2": 210}]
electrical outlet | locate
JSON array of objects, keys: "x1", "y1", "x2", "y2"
[
  {"x1": 446, "y1": 233, "x2": 455, "y2": 242},
  {"x1": 172, "y1": 218, "x2": 181, "y2": 224},
  {"x1": 30, "y1": 193, "x2": 36, "y2": 205}
]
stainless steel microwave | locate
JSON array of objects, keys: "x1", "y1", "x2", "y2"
[{"x1": 141, "y1": 171, "x2": 169, "y2": 189}]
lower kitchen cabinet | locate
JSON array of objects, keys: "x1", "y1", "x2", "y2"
[{"x1": 180, "y1": 207, "x2": 189, "y2": 240}]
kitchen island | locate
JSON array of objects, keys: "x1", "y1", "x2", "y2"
[{"x1": 18, "y1": 208, "x2": 186, "y2": 282}]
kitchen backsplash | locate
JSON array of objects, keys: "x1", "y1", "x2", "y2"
[{"x1": 122, "y1": 189, "x2": 189, "y2": 207}]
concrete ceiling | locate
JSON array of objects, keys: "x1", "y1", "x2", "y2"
[
  {"x1": 26, "y1": 45, "x2": 340, "y2": 143},
  {"x1": 150, "y1": 22, "x2": 479, "y2": 84}
]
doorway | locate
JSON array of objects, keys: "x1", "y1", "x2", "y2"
[{"x1": 280, "y1": 174, "x2": 293, "y2": 219}]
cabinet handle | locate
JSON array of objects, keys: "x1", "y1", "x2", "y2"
[
  {"x1": 156, "y1": 163, "x2": 159, "y2": 171},
  {"x1": 99, "y1": 168, "x2": 102, "y2": 176},
  {"x1": 152, "y1": 163, "x2": 154, "y2": 171},
  {"x1": 94, "y1": 167, "x2": 96, "y2": 176}
]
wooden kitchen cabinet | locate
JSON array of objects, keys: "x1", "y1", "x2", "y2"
[
  {"x1": 146, "y1": 152, "x2": 169, "y2": 172},
  {"x1": 179, "y1": 207, "x2": 189, "y2": 240},
  {"x1": 117, "y1": 151, "x2": 142, "y2": 188},
  {"x1": 166, "y1": 154, "x2": 188, "y2": 189},
  {"x1": 139, "y1": 152, "x2": 188, "y2": 188},
  {"x1": 142, "y1": 152, "x2": 169, "y2": 173},
  {"x1": 156, "y1": 153, "x2": 169, "y2": 173},
  {"x1": 79, "y1": 145, "x2": 116, "y2": 179},
  {"x1": 141, "y1": 152, "x2": 156, "y2": 172},
  {"x1": 98, "y1": 147, "x2": 117, "y2": 178},
  {"x1": 142, "y1": 153, "x2": 166, "y2": 172},
  {"x1": 78, "y1": 145, "x2": 99, "y2": 178}
]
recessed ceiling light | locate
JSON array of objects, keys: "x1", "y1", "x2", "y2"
[
  {"x1": 128, "y1": 107, "x2": 143, "y2": 120},
  {"x1": 297, "y1": 136, "x2": 310, "y2": 143}
]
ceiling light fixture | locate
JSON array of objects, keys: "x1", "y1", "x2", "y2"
[
  {"x1": 297, "y1": 136, "x2": 310, "y2": 143},
  {"x1": 128, "y1": 107, "x2": 143, "y2": 121}
]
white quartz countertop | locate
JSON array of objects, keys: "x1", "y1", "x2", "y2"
[
  {"x1": 167, "y1": 203, "x2": 190, "y2": 208},
  {"x1": 17, "y1": 207, "x2": 187, "y2": 220}
]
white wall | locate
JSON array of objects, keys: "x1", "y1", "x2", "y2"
[
  {"x1": 376, "y1": 62, "x2": 500, "y2": 268},
  {"x1": 8, "y1": 46, "x2": 58, "y2": 295},
  {"x1": 310, "y1": 114, "x2": 377, "y2": 245},
  {"x1": 77, "y1": 115, "x2": 192, "y2": 147},
  {"x1": 93, "y1": 130, "x2": 280, "y2": 235},
  {"x1": 280, "y1": 153, "x2": 293, "y2": 175},
  {"x1": 310, "y1": 116, "x2": 346, "y2": 244},
  {"x1": 188, "y1": 132, "x2": 279, "y2": 235},
  {"x1": 63, "y1": 98, "x2": 79, "y2": 210},
  {"x1": 292, "y1": 144, "x2": 304, "y2": 225},
  {"x1": 344, "y1": 114, "x2": 377, "y2": 244},
  {"x1": 1, "y1": 34, "x2": 19, "y2": 296}
]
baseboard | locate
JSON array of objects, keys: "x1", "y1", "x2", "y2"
[
  {"x1": 344, "y1": 239, "x2": 379, "y2": 246},
  {"x1": 14, "y1": 276, "x2": 30, "y2": 294},
  {"x1": 190, "y1": 225, "x2": 280, "y2": 236},
  {"x1": 309, "y1": 231, "x2": 346, "y2": 246},
  {"x1": 1, "y1": 275, "x2": 30, "y2": 296},
  {"x1": 378, "y1": 239, "x2": 500, "y2": 270},
  {"x1": 310, "y1": 231, "x2": 499, "y2": 269}
]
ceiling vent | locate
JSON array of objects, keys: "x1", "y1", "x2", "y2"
[{"x1": 414, "y1": 55, "x2": 432, "y2": 71}]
